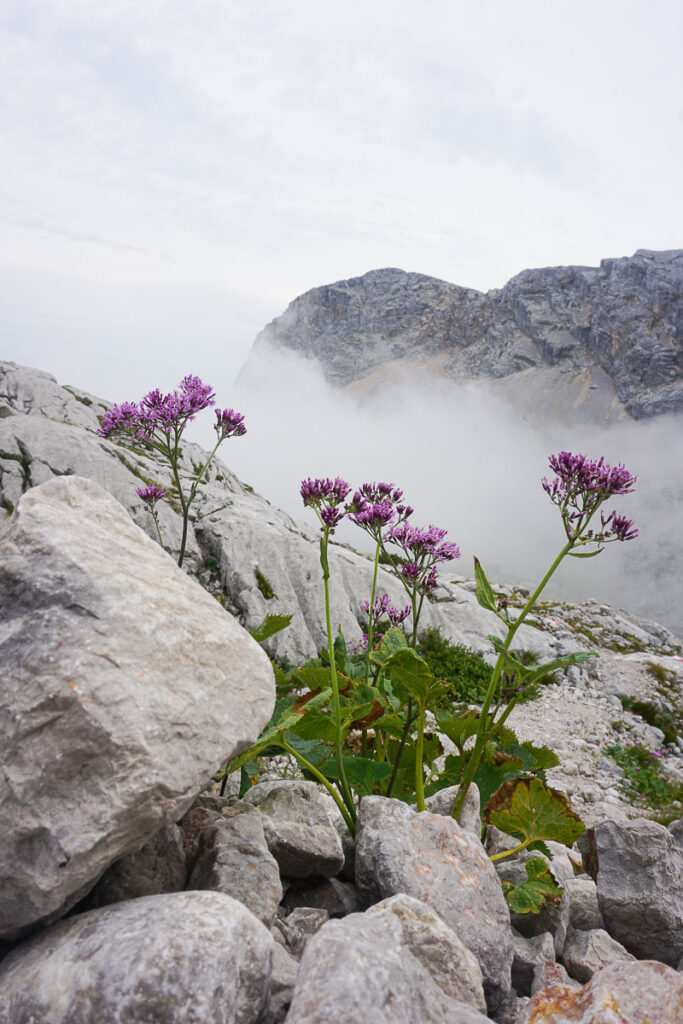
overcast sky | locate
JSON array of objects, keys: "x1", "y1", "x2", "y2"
[{"x1": 1, "y1": 0, "x2": 682, "y2": 402}]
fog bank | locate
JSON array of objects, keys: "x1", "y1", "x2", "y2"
[{"x1": 207, "y1": 348, "x2": 682, "y2": 640}]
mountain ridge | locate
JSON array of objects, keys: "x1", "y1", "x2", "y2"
[{"x1": 247, "y1": 249, "x2": 683, "y2": 424}]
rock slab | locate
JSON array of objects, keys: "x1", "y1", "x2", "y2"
[
  {"x1": 0, "y1": 891, "x2": 274, "y2": 1024},
  {"x1": 0, "y1": 476, "x2": 275, "y2": 940}
]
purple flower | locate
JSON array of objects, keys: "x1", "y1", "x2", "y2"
[
  {"x1": 136, "y1": 485, "x2": 167, "y2": 507},
  {"x1": 215, "y1": 408, "x2": 247, "y2": 439},
  {"x1": 347, "y1": 482, "x2": 413, "y2": 537},
  {"x1": 542, "y1": 451, "x2": 637, "y2": 546},
  {"x1": 99, "y1": 376, "x2": 217, "y2": 442},
  {"x1": 350, "y1": 499, "x2": 396, "y2": 531},
  {"x1": 300, "y1": 477, "x2": 351, "y2": 533},
  {"x1": 360, "y1": 593, "x2": 411, "y2": 626}
]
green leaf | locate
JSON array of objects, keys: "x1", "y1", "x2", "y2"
[
  {"x1": 505, "y1": 857, "x2": 564, "y2": 914},
  {"x1": 322, "y1": 756, "x2": 394, "y2": 796},
  {"x1": 568, "y1": 548, "x2": 603, "y2": 558},
  {"x1": 370, "y1": 627, "x2": 409, "y2": 666},
  {"x1": 436, "y1": 709, "x2": 480, "y2": 747},
  {"x1": 504, "y1": 740, "x2": 560, "y2": 774},
  {"x1": 381, "y1": 648, "x2": 433, "y2": 705},
  {"x1": 474, "y1": 556, "x2": 500, "y2": 614},
  {"x1": 224, "y1": 689, "x2": 332, "y2": 774},
  {"x1": 523, "y1": 650, "x2": 596, "y2": 685},
  {"x1": 288, "y1": 709, "x2": 338, "y2": 743},
  {"x1": 285, "y1": 734, "x2": 333, "y2": 766},
  {"x1": 249, "y1": 614, "x2": 293, "y2": 644},
  {"x1": 484, "y1": 778, "x2": 586, "y2": 847},
  {"x1": 290, "y1": 665, "x2": 334, "y2": 692}
]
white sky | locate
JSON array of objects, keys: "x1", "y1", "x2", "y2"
[{"x1": 1, "y1": 0, "x2": 682, "y2": 402}]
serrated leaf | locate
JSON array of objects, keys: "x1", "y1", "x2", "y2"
[
  {"x1": 249, "y1": 614, "x2": 293, "y2": 644},
  {"x1": 474, "y1": 557, "x2": 499, "y2": 614},
  {"x1": 288, "y1": 708, "x2": 337, "y2": 742},
  {"x1": 505, "y1": 857, "x2": 564, "y2": 914},
  {"x1": 370, "y1": 627, "x2": 409, "y2": 666},
  {"x1": 436, "y1": 709, "x2": 480, "y2": 747},
  {"x1": 284, "y1": 733, "x2": 333, "y2": 765},
  {"x1": 291, "y1": 665, "x2": 334, "y2": 692},
  {"x1": 381, "y1": 648, "x2": 433, "y2": 705},
  {"x1": 225, "y1": 689, "x2": 332, "y2": 774},
  {"x1": 484, "y1": 778, "x2": 585, "y2": 847},
  {"x1": 505, "y1": 740, "x2": 560, "y2": 774}
]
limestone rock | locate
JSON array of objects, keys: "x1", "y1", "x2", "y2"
[
  {"x1": 518, "y1": 961, "x2": 683, "y2": 1024},
  {"x1": 0, "y1": 891, "x2": 274, "y2": 1024},
  {"x1": 511, "y1": 931, "x2": 555, "y2": 998},
  {"x1": 281, "y1": 876, "x2": 368, "y2": 917},
  {"x1": 243, "y1": 781, "x2": 345, "y2": 878},
  {"x1": 264, "y1": 943, "x2": 299, "y2": 1024},
  {"x1": 423, "y1": 782, "x2": 482, "y2": 838},
  {"x1": 530, "y1": 959, "x2": 579, "y2": 997},
  {"x1": 355, "y1": 796, "x2": 513, "y2": 1012},
  {"x1": 367, "y1": 893, "x2": 488, "y2": 1014},
  {"x1": 186, "y1": 815, "x2": 283, "y2": 928},
  {"x1": 578, "y1": 817, "x2": 683, "y2": 965},
  {"x1": 276, "y1": 907, "x2": 330, "y2": 959},
  {"x1": 248, "y1": 251, "x2": 683, "y2": 420},
  {"x1": 85, "y1": 824, "x2": 187, "y2": 908},
  {"x1": 565, "y1": 877, "x2": 604, "y2": 932},
  {"x1": 561, "y1": 927, "x2": 636, "y2": 984},
  {"x1": 283, "y1": 908, "x2": 493, "y2": 1024},
  {"x1": 0, "y1": 476, "x2": 274, "y2": 941}
]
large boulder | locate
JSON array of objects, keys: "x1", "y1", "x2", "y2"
[
  {"x1": 355, "y1": 796, "x2": 513, "y2": 1012},
  {"x1": 518, "y1": 961, "x2": 683, "y2": 1024},
  {"x1": 0, "y1": 477, "x2": 275, "y2": 941},
  {"x1": 578, "y1": 817, "x2": 683, "y2": 965},
  {"x1": 283, "y1": 901, "x2": 493, "y2": 1024},
  {"x1": 0, "y1": 891, "x2": 274, "y2": 1024}
]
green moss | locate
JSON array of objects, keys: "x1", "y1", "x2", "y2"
[
  {"x1": 0, "y1": 446, "x2": 32, "y2": 492},
  {"x1": 255, "y1": 569, "x2": 276, "y2": 600},
  {"x1": 63, "y1": 386, "x2": 93, "y2": 406}
]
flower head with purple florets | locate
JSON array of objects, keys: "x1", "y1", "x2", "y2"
[
  {"x1": 347, "y1": 481, "x2": 413, "y2": 540},
  {"x1": 386, "y1": 522, "x2": 461, "y2": 595},
  {"x1": 215, "y1": 408, "x2": 247, "y2": 440},
  {"x1": 136, "y1": 485, "x2": 167, "y2": 507},
  {"x1": 301, "y1": 477, "x2": 351, "y2": 533},
  {"x1": 360, "y1": 593, "x2": 412, "y2": 628},
  {"x1": 542, "y1": 451, "x2": 638, "y2": 548}
]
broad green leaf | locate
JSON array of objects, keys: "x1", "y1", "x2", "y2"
[
  {"x1": 224, "y1": 689, "x2": 332, "y2": 774},
  {"x1": 288, "y1": 709, "x2": 338, "y2": 743},
  {"x1": 322, "y1": 755, "x2": 394, "y2": 795},
  {"x1": 249, "y1": 613, "x2": 293, "y2": 644},
  {"x1": 474, "y1": 556, "x2": 500, "y2": 615},
  {"x1": 272, "y1": 661, "x2": 291, "y2": 690},
  {"x1": 354, "y1": 683, "x2": 384, "y2": 705},
  {"x1": 381, "y1": 648, "x2": 433, "y2": 705},
  {"x1": 473, "y1": 759, "x2": 526, "y2": 810},
  {"x1": 504, "y1": 857, "x2": 564, "y2": 914},
  {"x1": 484, "y1": 778, "x2": 585, "y2": 847},
  {"x1": 436, "y1": 709, "x2": 480, "y2": 748},
  {"x1": 424, "y1": 753, "x2": 464, "y2": 794},
  {"x1": 504, "y1": 740, "x2": 560, "y2": 774},
  {"x1": 285, "y1": 733, "x2": 333, "y2": 766},
  {"x1": 291, "y1": 665, "x2": 334, "y2": 692},
  {"x1": 370, "y1": 627, "x2": 409, "y2": 666},
  {"x1": 524, "y1": 651, "x2": 596, "y2": 685}
]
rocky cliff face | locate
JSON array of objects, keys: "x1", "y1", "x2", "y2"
[{"x1": 248, "y1": 250, "x2": 683, "y2": 422}]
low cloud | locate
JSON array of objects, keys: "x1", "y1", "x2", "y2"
[{"x1": 219, "y1": 347, "x2": 682, "y2": 641}]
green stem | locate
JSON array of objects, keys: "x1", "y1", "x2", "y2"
[
  {"x1": 451, "y1": 539, "x2": 574, "y2": 822},
  {"x1": 187, "y1": 437, "x2": 223, "y2": 506},
  {"x1": 385, "y1": 698, "x2": 415, "y2": 798},
  {"x1": 320, "y1": 531, "x2": 356, "y2": 821},
  {"x1": 414, "y1": 701, "x2": 426, "y2": 811},
  {"x1": 364, "y1": 542, "x2": 381, "y2": 682},
  {"x1": 151, "y1": 507, "x2": 164, "y2": 549},
  {"x1": 281, "y1": 738, "x2": 356, "y2": 835},
  {"x1": 490, "y1": 837, "x2": 532, "y2": 862}
]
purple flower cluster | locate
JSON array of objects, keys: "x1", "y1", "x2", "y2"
[
  {"x1": 300, "y1": 477, "x2": 352, "y2": 531},
  {"x1": 542, "y1": 451, "x2": 638, "y2": 546},
  {"x1": 360, "y1": 593, "x2": 412, "y2": 627},
  {"x1": 136, "y1": 485, "x2": 167, "y2": 507},
  {"x1": 99, "y1": 375, "x2": 220, "y2": 443},
  {"x1": 388, "y1": 522, "x2": 461, "y2": 594},
  {"x1": 215, "y1": 408, "x2": 247, "y2": 440}
]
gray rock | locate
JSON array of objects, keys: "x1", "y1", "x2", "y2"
[
  {"x1": 355, "y1": 796, "x2": 513, "y2": 1012},
  {"x1": 423, "y1": 782, "x2": 482, "y2": 838},
  {"x1": 284, "y1": 909, "x2": 493, "y2": 1024},
  {"x1": 0, "y1": 891, "x2": 274, "y2": 1024},
  {"x1": 264, "y1": 943, "x2": 299, "y2": 1024},
  {"x1": 668, "y1": 816, "x2": 683, "y2": 846},
  {"x1": 561, "y1": 927, "x2": 636, "y2": 984},
  {"x1": 511, "y1": 931, "x2": 555, "y2": 997},
  {"x1": 578, "y1": 818, "x2": 683, "y2": 965},
  {"x1": 282, "y1": 877, "x2": 368, "y2": 917},
  {"x1": 519, "y1": 961, "x2": 683, "y2": 1023},
  {"x1": 278, "y1": 908, "x2": 330, "y2": 959},
  {"x1": 565, "y1": 876, "x2": 604, "y2": 931},
  {"x1": 367, "y1": 894, "x2": 487, "y2": 1014},
  {"x1": 85, "y1": 824, "x2": 187, "y2": 908},
  {"x1": 244, "y1": 781, "x2": 345, "y2": 878},
  {"x1": 530, "y1": 959, "x2": 579, "y2": 996},
  {"x1": 186, "y1": 815, "x2": 283, "y2": 928},
  {"x1": 0, "y1": 476, "x2": 274, "y2": 941},
  {"x1": 247, "y1": 251, "x2": 683, "y2": 420}
]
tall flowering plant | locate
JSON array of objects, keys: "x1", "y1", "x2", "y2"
[
  {"x1": 99, "y1": 375, "x2": 246, "y2": 566},
  {"x1": 450, "y1": 451, "x2": 638, "y2": 821}
]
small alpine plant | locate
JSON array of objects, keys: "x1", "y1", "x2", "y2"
[{"x1": 99, "y1": 375, "x2": 246, "y2": 566}]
